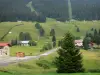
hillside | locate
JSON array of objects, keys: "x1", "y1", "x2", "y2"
[
  {"x1": 0, "y1": 19, "x2": 100, "y2": 41},
  {"x1": 0, "y1": 0, "x2": 100, "y2": 22}
]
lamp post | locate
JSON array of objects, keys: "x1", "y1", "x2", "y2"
[{"x1": 0, "y1": 24, "x2": 24, "y2": 41}]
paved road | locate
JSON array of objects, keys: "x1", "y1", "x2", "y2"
[{"x1": 0, "y1": 48, "x2": 59, "y2": 67}]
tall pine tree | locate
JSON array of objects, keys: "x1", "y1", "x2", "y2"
[
  {"x1": 52, "y1": 35, "x2": 56, "y2": 47},
  {"x1": 99, "y1": 29, "x2": 100, "y2": 35},
  {"x1": 54, "y1": 32, "x2": 84, "y2": 73},
  {"x1": 50, "y1": 29, "x2": 55, "y2": 36}
]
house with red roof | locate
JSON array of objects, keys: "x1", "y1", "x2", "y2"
[{"x1": 0, "y1": 43, "x2": 10, "y2": 57}]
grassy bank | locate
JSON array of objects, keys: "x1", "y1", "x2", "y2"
[{"x1": 0, "y1": 49, "x2": 99, "y2": 75}]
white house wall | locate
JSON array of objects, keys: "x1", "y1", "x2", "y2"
[{"x1": 0, "y1": 46, "x2": 10, "y2": 57}]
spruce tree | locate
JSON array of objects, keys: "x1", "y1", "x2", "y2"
[
  {"x1": 39, "y1": 27, "x2": 45, "y2": 36},
  {"x1": 93, "y1": 29, "x2": 98, "y2": 43},
  {"x1": 19, "y1": 32, "x2": 24, "y2": 41},
  {"x1": 83, "y1": 37, "x2": 90, "y2": 50},
  {"x1": 52, "y1": 35, "x2": 56, "y2": 42},
  {"x1": 91, "y1": 28, "x2": 94, "y2": 31},
  {"x1": 86, "y1": 32, "x2": 89, "y2": 37},
  {"x1": 24, "y1": 32, "x2": 32, "y2": 40},
  {"x1": 95, "y1": 35, "x2": 100, "y2": 46},
  {"x1": 54, "y1": 32, "x2": 84, "y2": 73},
  {"x1": 76, "y1": 27, "x2": 80, "y2": 32},
  {"x1": 58, "y1": 40, "x2": 62, "y2": 46},
  {"x1": 52, "y1": 36, "x2": 56, "y2": 47},
  {"x1": 50, "y1": 29, "x2": 55, "y2": 36},
  {"x1": 94, "y1": 29, "x2": 97, "y2": 35},
  {"x1": 99, "y1": 29, "x2": 100, "y2": 35}
]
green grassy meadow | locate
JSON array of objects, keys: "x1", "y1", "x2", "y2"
[
  {"x1": 10, "y1": 46, "x2": 41, "y2": 56},
  {"x1": 0, "y1": 19, "x2": 100, "y2": 75},
  {"x1": 0, "y1": 19, "x2": 99, "y2": 56},
  {"x1": 0, "y1": 72, "x2": 100, "y2": 75},
  {"x1": 0, "y1": 49, "x2": 99, "y2": 75},
  {"x1": 0, "y1": 19, "x2": 100, "y2": 41}
]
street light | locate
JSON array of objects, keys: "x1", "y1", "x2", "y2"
[{"x1": 0, "y1": 24, "x2": 24, "y2": 41}]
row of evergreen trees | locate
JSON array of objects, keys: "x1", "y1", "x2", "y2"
[{"x1": 83, "y1": 29, "x2": 100, "y2": 50}]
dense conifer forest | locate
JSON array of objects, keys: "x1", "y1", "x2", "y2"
[{"x1": 0, "y1": 0, "x2": 100, "y2": 22}]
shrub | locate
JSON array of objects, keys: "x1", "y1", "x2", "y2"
[
  {"x1": 40, "y1": 43, "x2": 52, "y2": 52},
  {"x1": 91, "y1": 28, "x2": 94, "y2": 31},
  {"x1": 76, "y1": 27, "x2": 80, "y2": 32},
  {"x1": 39, "y1": 27, "x2": 45, "y2": 37},
  {"x1": 0, "y1": 68, "x2": 11, "y2": 74},
  {"x1": 36, "y1": 60, "x2": 51, "y2": 69},
  {"x1": 35, "y1": 22, "x2": 41, "y2": 29},
  {"x1": 47, "y1": 43, "x2": 52, "y2": 50},
  {"x1": 58, "y1": 40, "x2": 62, "y2": 46},
  {"x1": 11, "y1": 39, "x2": 18, "y2": 46},
  {"x1": 88, "y1": 69, "x2": 100, "y2": 73},
  {"x1": 18, "y1": 63, "x2": 34, "y2": 69},
  {"x1": 28, "y1": 40, "x2": 37, "y2": 46},
  {"x1": 50, "y1": 29, "x2": 55, "y2": 36}
]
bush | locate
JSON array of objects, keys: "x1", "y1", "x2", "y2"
[
  {"x1": 35, "y1": 22, "x2": 41, "y2": 29},
  {"x1": 58, "y1": 40, "x2": 62, "y2": 46},
  {"x1": 40, "y1": 43, "x2": 52, "y2": 52},
  {"x1": 28, "y1": 40, "x2": 37, "y2": 46},
  {"x1": 36, "y1": 60, "x2": 51, "y2": 69},
  {"x1": 47, "y1": 43, "x2": 52, "y2": 49},
  {"x1": 76, "y1": 27, "x2": 80, "y2": 32},
  {"x1": 18, "y1": 63, "x2": 34, "y2": 69},
  {"x1": 91, "y1": 28, "x2": 94, "y2": 31},
  {"x1": 0, "y1": 68, "x2": 11, "y2": 74},
  {"x1": 88, "y1": 69, "x2": 100, "y2": 73},
  {"x1": 11, "y1": 39, "x2": 17, "y2": 46}
]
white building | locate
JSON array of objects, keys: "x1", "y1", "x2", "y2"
[
  {"x1": 75, "y1": 40, "x2": 83, "y2": 47},
  {"x1": 0, "y1": 43, "x2": 10, "y2": 57},
  {"x1": 20, "y1": 41, "x2": 29, "y2": 46}
]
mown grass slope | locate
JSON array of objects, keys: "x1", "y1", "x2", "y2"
[{"x1": 0, "y1": 19, "x2": 100, "y2": 41}]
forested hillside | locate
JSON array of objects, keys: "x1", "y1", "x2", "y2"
[{"x1": 0, "y1": 0, "x2": 100, "y2": 22}]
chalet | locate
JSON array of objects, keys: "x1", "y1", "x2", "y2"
[
  {"x1": 0, "y1": 43, "x2": 10, "y2": 57},
  {"x1": 74, "y1": 40, "x2": 83, "y2": 47}
]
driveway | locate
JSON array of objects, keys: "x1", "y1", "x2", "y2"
[{"x1": 0, "y1": 48, "x2": 59, "y2": 67}]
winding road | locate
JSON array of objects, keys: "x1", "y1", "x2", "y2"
[{"x1": 0, "y1": 48, "x2": 59, "y2": 67}]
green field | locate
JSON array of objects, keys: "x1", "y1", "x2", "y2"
[
  {"x1": 0, "y1": 72, "x2": 100, "y2": 75},
  {"x1": 0, "y1": 19, "x2": 100, "y2": 41},
  {"x1": 0, "y1": 19, "x2": 100, "y2": 75},
  {"x1": 0, "y1": 19, "x2": 100, "y2": 56},
  {"x1": 0, "y1": 49, "x2": 100, "y2": 75},
  {"x1": 10, "y1": 46, "x2": 41, "y2": 56}
]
